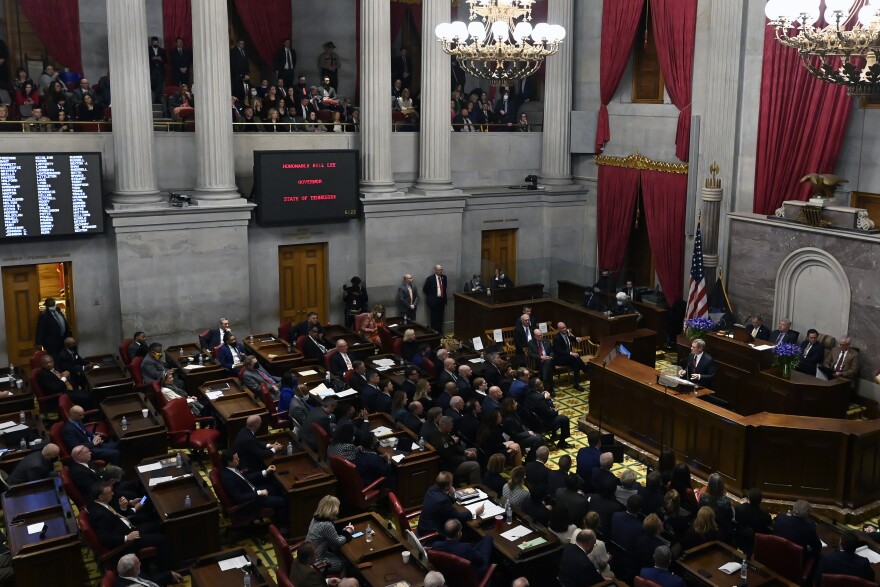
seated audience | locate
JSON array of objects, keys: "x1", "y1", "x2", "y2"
[
  {"x1": 416, "y1": 471, "x2": 482, "y2": 536},
  {"x1": 796, "y1": 328, "x2": 825, "y2": 375},
  {"x1": 431, "y1": 519, "x2": 493, "y2": 577},
  {"x1": 219, "y1": 450, "x2": 287, "y2": 532},
  {"x1": 234, "y1": 414, "x2": 283, "y2": 472},
  {"x1": 824, "y1": 336, "x2": 860, "y2": 381},
  {"x1": 241, "y1": 355, "x2": 281, "y2": 396},
  {"x1": 159, "y1": 369, "x2": 205, "y2": 416},
  {"x1": 699, "y1": 472, "x2": 735, "y2": 543},
  {"x1": 477, "y1": 408, "x2": 522, "y2": 466},
  {"x1": 680, "y1": 506, "x2": 720, "y2": 551},
  {"x1": 116, "y1": 553, "x2": 182, "y2": 587},
  {"x1": 815, "y1": 531, "x2": 875, "y2": 584},
  {"x1": 7, "y1": 443, "x2": 60, "y2": 486},
  {"x1": 639, "y1": 545, "x2": 685, "y2": 587},
  {"x1": 774, "y1": 500, "x2": 822, "y2": 561},
  {"x1": 611, "y1": 494, "x2": 645, "y2": 555},
  {"x1": 428, "y1": 415, "x2": 481, "y2": 486},
  {"x1": 482, "y1": 453, "x2": 507, "y2": 496},
  {"x1": 217, "y1": 334, "x2": 246, "y2": 374},
  {"x1": 502, "y1": 466, "x2": 530, "y2": 509},
  {"x1": 62, "y1": 404, "x2": 120, "y2": 464},
  {"x1": 558, "y1": 530, "x2": 603, "y2": 587},
  {"x1": 734, "y1": 488, "x2": 772, "y2": 553},
  {"x1": 37, "y1": 353, "x2": 95, "y2": 408},
  {"x1": 288, "y1": 542, "x2": 333, "y2": 587}
]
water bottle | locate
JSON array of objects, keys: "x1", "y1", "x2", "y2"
[
  {"x1": 184, "y1": 494, "x2": 192, "y2": 508},
  {"x1": 418, "y1": 437, "x2": 425, "y2": 452},
  {"x1": 120, "y1": 416, "x2": 128, "y2": 431},
  {"x1": 176, "y1": 452, "x2": 184, "y2": 468},
  {"x1": 198, "y1": 353, "x2": 203, "y2": 365},
  {"x1": 243, "y1": 573, "x2": 251, "y2": 587},
  {"x1": 740, "y1": 558, "x2": 748, "y2": 581},
  {"x1": 8, "y1": 364, "x2": 13, "y2": 378},
  {"x1": 18, "y1": 410, "x2": 25, "y2": 425},
  {"x1": 19, "y1": 438, "x2": 26, "y2": 450},
  {"x1": 365, "y1": 523, "x2": 373, "y2": 544},
  {"x1": 505, "y1": 500, "x2": 513, "y2": 524},
  {"x1": 286, "y1": 441, "x2": 294, "y2": 456}
]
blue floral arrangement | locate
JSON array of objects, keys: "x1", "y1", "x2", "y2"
[
  {"x1": 772, "y1": 342, "x2": 801, "y2": 369},
  {"x1": 685, "y1": 317, "x2": 714, "y2": 340}
]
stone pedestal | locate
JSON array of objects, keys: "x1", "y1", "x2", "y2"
[{"x1": 539, "y1": 0, "x2": 574, "y2": 185}]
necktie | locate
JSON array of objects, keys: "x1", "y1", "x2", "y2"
[
  {"x1": 437, "y1": 276, "x2": 443, "y2": 297},
  {"x1": 98, "y1": 502, "x2": 134, "y2": 529},
  {"x1": 240, "y1": 48, "x2": 245, "y2": 57},
  {"x1": 565, "y1": 335, "x2": 571, "y2": 351},
  {"x1": 258, "y1": 369, "x2": 274, "y2": 385},
  {"x1": 804, "y1": 344, "x2": 811, "y2": 358},
  {"x1": 342, "y1": 353, "x2": 352, "y2": 370},
  {"x1": 835, "y1": 351, "x2": 846, "y2": 372},
  {"x1": 693, "y1": 355, "x2": 698, "y2": 368},
  {"x1": 408, "y1": 285, "x2": 413, "y2": 304},
  {"x1": 776, "y1": 332, "x2": 785, "y2": 345},
  {"x1": 539, "y1": 344, "x2": 545, "y2": 358}
]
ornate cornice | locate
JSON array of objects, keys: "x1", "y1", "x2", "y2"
[{"x1": 595, "y1": 152, "x2": 689, "y2": 175}]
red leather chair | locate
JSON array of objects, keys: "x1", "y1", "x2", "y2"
[
  {"x1": 322, "y1": 349, "x2": 338, "y2": 372},
  {"x1": 261, "y1": 384, "x2": 291, "y2": 429},
  {"x1": 129, "y1": 356, "x2": 145, "y2": 386},
  {"x1": 311, "y1": 423, "x2": 329, "y2": 463},
  {"x1": 29, "y1": 350, "x2": 47, "y2": 371},
  {"x1": 295, "y1": 335, "x2": 307, "y2": 353},
  {"x1": 635, "y1": 577, "x2": 664, "y2": 587},
  {"x1": 343, "y1": 369, "x2": 354, "y2": 386},
  {"x1": 208, "y1": 467, "x2": 274, "y2": 528},
  {"x1": 391, "y1": 337, "x2": 403, "y2": 357},
  {"x1": 212, "y1": 345, "x2": 223, "y2": 360},
  {"x1": 151, "y1": 381, "x2": 171, "y2": 409},
  {"x1": 118, "y1": 338, "x2": 133, "y2": 367},
  {"x1": 354, "y1": 312, "x2": 371, "y2": 333},
  {"x1": 161, "y1": 398, "x2": 220, "y2": 454},
  {"x1": 49, "y1": 421, "x2": 72, "y2": 463},
  {"x1": 754, "y1": 533, "x2": 813, "y2": 585},
  {"x1": 278, "y1": 574, "x2": 294, "y2": 587},
  {"x1": 77, "y1": 509, "x2": 156, "y2": 569},
  {"x1": 237, "y1": 366, "x2": 247, "y2": 381},
  {"x1": 329, "y1": 455, "x2": 384, "y2": 511},
  {"x1": 377, "y1": 326, "x2": 395, "y2": 354},
  {"x1": 820, "y1": 575, "x2": 878, "y2": 587},
  {"x1": 389, "y1": 491, "x2": 437, "y2": 542},
  {"x1": 61, "y1": 465, "x2": 86, "y2": 508},
  {"x1": 100, "y1": 571, "x2": 116, "y2": 587},
  {"x1": 269, "y1": 524, "x2": 298, "y2": 578},
  {"x1": 279, "y1": 318, "x2": 292, "y2": 342},
  {"x1": 427, "y1": 550, "x2": 496, "y2": 587},
  {"x1": 30, "y1": 366, "x2": 64, "y2": 415},
  {"x1": 422, "y1": 357, "x2": 438, "y2": 379}
]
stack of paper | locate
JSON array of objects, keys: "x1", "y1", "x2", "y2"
[
  {"x1": 218, "y1": 555, "x2": 249, "y2": 571},
  {"x1": 137, "y1": 462, "x2": 164, "y2": 473},
  {"x1": 205, "y1": 390, "x2": 224, "y2": 400},
  {"x1": 856, "y1": 545, "x2": 880, "y2": 563},
  {"x1": 0, "y1": 421, "x2": 17, "y2": 431},
  {"x1": 372, "y1": 426, "x2": 394, "y2": 437},
  {"x1": 373, "y1": 358, "x2": 396, "y2": 367},
  {"x1": 500, "y1": 525, "x2": 533, "y2": 541},
  {"x1": 391, "y1": 454, "x2": 405, "y2": 463},
  {"x1": 463, "y1": 499, "x2": 505, "y2": 519},
  {"x1": 469, "y1": 358, "x2": 485, "y2": 364},
  {"x1": 718, "y1": 562, "x2": 742, "y2": 574},
  {"x1": 182, "y1": 364, "x2": 204, "y2": 371},
  {"x1": 336, "y1": 389, "x2": 358, "y2": 398},
  {"x1": 299, "y1": 369, "x2": 318, "y2": 376}
]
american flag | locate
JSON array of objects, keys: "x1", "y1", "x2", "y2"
[{"x1": 685, "y1": 222, "x2": 708, "y2": 320}]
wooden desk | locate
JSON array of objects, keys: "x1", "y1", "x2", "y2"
[
  {"x1": 585, "y1": 355, "x2": 880, "y2": 508},
  {"x1": 269, "y1": 451, "x2": 336, "y2": 540},
  {"x1": 200, "y1": 378, "x2": 268, "y2": 446},
  {"x1": 190, "y1": 546, "x2": 277, "y2": 587},
  {"x1": 288, "y1": 365, "x2": 328, "y2": 386},
  {"x1": 0, "y1": 410, "x2": 49, "y2": 475},
  {"x1": 368, "y1": 413, "x2": 439, "y2": 510},
  {"x1": 815, "y1": 518, "x2": 880, "y2": 582},
  {"x1": 137, "y1": 453, "x2": 220, "y2": 564},
  {"x1": 340, "y1": 511, "x2": 429, "y2": 587},
  {"x1": 597, "y1": 329, "x2": 658, "y2": 367},
  {"x1": 457, "y1": 282, "x2": 544, "y2": 305},
  {"x1": 166, "y1": 343, "x2": 227, "y2": 394},
  {"x1": 242, "y1": 333, "x2": 306, "y2": 376},
  {"x1": 385, "y1": 320, "x2": 441, "y2": 351},
  {"x1": 364, "y1": 354, "x2": 408, "y2": 388},
  {"x1": 83, "y1": 354, "x2": 134, "y2": 399},
  {"x1": 677, "y1": 541, "x2": 797, "y2": 587},
  {"x1": 99, "y1": 393, "x2": 167, "y2": 474},
  {"x1": 0, "y1": 369, "x2": 37, "y2": 415},
  {"x1": 323, "y1": 325, "x2": 377, "y2": 359},
  {"x1": 2, "y1": 477, "x2": 85, "y2": 585}
]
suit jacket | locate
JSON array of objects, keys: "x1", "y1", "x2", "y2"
[
  {"x1": 88, "y1": 501, "x2": 136, "y2": 548},
  {"x1": 774, "y1": 514, "x2": 822, "y2": 556},
  {"x1": 769, "y1": 329, "x2": 799, "y2": 345},
  {"x1": 7, "y1": 451, "x2": 52, "y2": 485},
  {"x1": 242, "y1": 366, "x2": 280, "y2": 393},
  {"x1": 61, "y1": 419, "x2": 97, "y2": 452},
  {"x1": 422, "y1": 274, "x2": 448, "y2": 309},
  {"x1": 148, "y1": 45, "x2": 166, "y2": 70},
  {"x1": 552, "y1": 332, "x2": 579, "y2": 366},
  {"x1": 513, "y1": 324, "x2": 533, "y2": 355},
  {"x1": 639, "y1": 567, "x2": 685, "y2": 587},
  {"x1": 436, "y1": 369, "x2": 457, "y2": 389},
  {"x1": 234, "y1": 427, "x2": 273, "y2": 473},
  {"x1": 288, "y1": 394, "x2": 309, "y2": 425},
  {"x1": 126, "y1": 340, "x2": 147, "y2": 362},
  {"x1": 558, "y1": 543, "x2": 603, "y2": 587},
  {"x1": 585, "y1": 292, "x2": 606, "y2": 312},
  {"x1": 682, "y1": 352, "x2": 717, "y2": 388},
  {"x1": 288, "y1": 320, "x2": 323, "y2": 342},
  {"x1": 576, "y1": 446, "x2": 602, "y2": 486},
  {"x1": 116, "y1": 572, "x2": 175, "y2": 587},
  {"x1": 620, "y1": 287, "x2": 642, "y2": 302},
  {"x1": 170, "y1": 47, "x2": 192, "y2": 71},
  {"x1": 733, "y1": 503, "x2": 772, "y2": 536},
  {"x1": 431, "y1": 535, "x2": 493, "y2": 576},
  {"x1": 610, "y1": 510, "x2": 644, "y2": 554},
  {"x1": 70, "y1": 461, "x2": 104, "y2": 499},
  {"x1": 444, "y1": 407, "x2": 463, "y2": 433},
  {"x1": 824, "y1": 348, "x2": 860, "y2": 380},
  {"x1": 796, "y1": 340, "x2": 826, "y2": 374},
  {"x1": 816, "y1": 550, "x2": 875, "y2": 583},
  {"x1": 361, "y1": 384, "x2": 380, "y2": 413},
  {"x1": 416, "y1": 485, "x2": 472, "y2": 536},
  {"x1": 429, "y1": 430, "x2": 468, "y2": 471},
  {"x1": 218, "y1": 343, "x2": 246, "y2": 374},
  {"x1": 329, "y1": 352, "x2": 353, "y2": 378},
  {"x1": 55, "y1": 346, "x2": 86, "y2": 377},
  {"x1": 349, "y1": 372, "x2": 368, "y2": 393},
  {"x1": 35, "y1": 308, "x2": 71, "y2": 355},
  {"x1": 230, "y1": 47, "x2": 250, "y2": 79},
  {"x1": 374, "y1": 392, "x2": 392, "y2": 415},
  {"x1": 750, "y1": 324, "x2": 772, "y2": 341},
  {"x1": 301, "y1": 336, "x2": 328, "y2": 361},
  {"x1": 219, "y1": 466, "x2": 263, "y2": 506},
  {"x1": 274, "y1": 46, "x2": 297, "y2": 72},
  {"x1": 508, "y1": 379, "x2": 529, "y2": 402},
  {"x1": 396, "y1": 283, "x2": 420, "y2": 316},
  {"x1": 401, "y1": 412, "x2": 423, "y2": 436},
  {"x1": 528, "y1": 339, "x2": 554, "y2": 363},
  {"x1": 524, "y1": 460, "x2": 550, "y2": 498},
  {"x1": 140, "y1": 355, "x2": 167, "y2": 383},
  {"x1": 288, "y1": 559, "x2": 325, "y2": 587},
  {"x1": 37, "y1": 367, "x2": 70, "y2": 396},
  {"x1": 302, "y1": 408, "x2": 334, "y2": 449}
]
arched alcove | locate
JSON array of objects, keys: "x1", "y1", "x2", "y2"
[{"x1": 773, "y1": 247, "x2": 850, "y2": 339}]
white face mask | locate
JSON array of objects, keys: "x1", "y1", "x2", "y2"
[{"x1": 376, "y1": 313, "x2": 382, "y2": 318}]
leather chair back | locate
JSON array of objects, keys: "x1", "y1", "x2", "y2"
[
  {"x1": 311, "y1": 422, "x2": 329, "y2": 462},
  {"x1": 388, "y1": 491, "x2": 410, "y2": 537},
  {"x1": 50, "y1": 421, "x2": 71, "y2": 462},
  {"x1": 30, "y1": 350, "x2": 47, "y2": 371},
  {"x1": 427, "y1": 549, "x2": 495, "y2": 587},
  {"x1": 269, "y1": 524, "x2": 293, "y2": 577},
  {"x1": 279, "y1": 318, "x2": 292, "y2": 342},
  {"x1": 118, "y1": 339, "x2": 133, "y2": 367},
  {"x1": 129, "y1": 356, "x2": 145, "y2": 385},
  {"x1": 354, "y1": 312, "x2": 371, "y2": 333},
  {"x1": 753, "y1": 533, "x2": 806, "y2": 584},
  {"x1": 323, "y1": 349, "x2": 338, "y2": 371},
  {"x1": 161, "y1": 399, "x2": 196, "y2": 447},
  {"x1": 635, "y1": 577, "x2": 663, "y2": 587},
  {"x1": 820, "y1": 574, "x2": 878, "y2": 587},
  {"x1": 329, "y1": 454, "x2": 382, "y2": 510},
  {"x1": 100, "y1": 571, "x2": 117, "y2": 587},
  {"x1": 61, "y1": 466, "x2": 85, "y2": 507}
]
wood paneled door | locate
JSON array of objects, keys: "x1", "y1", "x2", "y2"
[
  {"x1": 480, "y1": 229, "x2": 518, "y2": 284},
  {"x1": 278, "y1": 243, "x2": 329, "y2": 327}
]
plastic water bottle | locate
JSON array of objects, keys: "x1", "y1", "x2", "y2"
[
  {"x1": 198, "y1": 353, "x2": 203, "y2": 365},
  {"x1": 19, "y1": 438, "x2": 26, "y2": 450},
  {"x1": 418, "y1": 437, "x2": 425, "y2": 452},
  {"x1": 184, "y1": 494, "x2": 191, "y2": 508},
  {"x1": 243, "y1": 573, "x2": 251, "y2": 587},
  {"x1": 120, "y1": 416, "x2": 128, "y2": 431},
  {"x1": 365, "y1": 523, "x2": 374, "y2": 545},
  {"x1": 286, "y1": 442, "x2": 294, "y2": 456},
  {"x1": 505, "y1": 501, "x2": 513, "y2": 524},
  {"x1": 18, "y1": 410, "x2": 25, "y2": 425},
  {"x1": 176, "y1": 452, "x2": 183, "y2": 468},
  {"x1": 740, "y1": 558, "x2": 748, "y2": 581},
  {"x1": 325, "y1": 371, "x2": 331, "y2": 384}
]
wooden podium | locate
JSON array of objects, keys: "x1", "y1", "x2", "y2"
[{"x1": 596, "y1": 329, "x2": 658, "y2": 368}]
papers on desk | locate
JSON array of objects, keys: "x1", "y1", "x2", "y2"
[
  {"x1": 856, "y1": 545, "x2": 880, "y2": 563},
  {"x1": 373, "y1": 358, "x2": 397, "y2": 368},
  {"x1": 391, "y1": 454, "x2": 405, "y2": 463},
  {"x1": 718, "y1": 562, "x2": 742, "y2": 574},
  {"x1": 493, "y1": 329, "x2": 503, "y2": 343},
  {"x1": 218, "y1": 555, "x2": 249, "y2": 571},
  {"x1": 0, "y1": 377, "x2": 8, "y2": 384},
  {"x1": 0, "y1": 421, "x2": 17, "y2": 431},
  {"x1": 469, "y1": 358, "x2": 485, "y2": 364},
  {"x1": 500, "y1": 525, "x2": 533, "y2": 541},
  {"x1": 137, "y1": 462, "x2": 164, "y2": 473},
  {"x1": 539, "y1": 322, "x2": 549, "y2": 333},
  {"x1": 26, "y1": 522, "x2": 45, "y2": 535},
  {"x1": 148, "y1": 473, "x2": 191, "y2": 487},
  {"x1": 372, "y1": 426, "x2": 394, "y2": 437},
  {"x1": 463, "y1": 499, "x2": 505, "y2": 519},
  {"x1": 205, "y1": 390, "x2": 224, "y2": 400},
  {"x1": 183, "y1": 364, "x2": 205, "y2": 371},
  {"x1": 751, "y1": 344, "x2": 775, "y2": 351},
  {"x1": 472, "y1": 337, "x2": 484, "y2": 351},
  {"x1": 311, "y1": 383, "x2": 334, "y2": 399},
  {"x1": 376, "y1": 366, "x2": 392, "y2": 372},
  {"x1": 336, "y1": 389, "x2": 358, "y2": 398},
  {"x1": 299, "y1": 369, "x2": 318, "y2": 376},
  {"x1": 2, "y1": 424, "x2": 28, "y2": 435}
]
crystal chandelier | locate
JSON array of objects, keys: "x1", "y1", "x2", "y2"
[
  {"x1": 435, "y1": 0, "x2": 565, "y2": 86},
  {"x1": 766, "y1": 0, "x2": 880, "y2": 96}
]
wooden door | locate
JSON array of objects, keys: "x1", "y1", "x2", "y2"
[
  {"x1": 480, "y1": 229, "x2": 518, "y2": 284},
  {"x1": 2, "y1": 265, "x2": 40, "y2": 368},
  {"x1": 278, "y1": 243, "x2": 329, "y2": 326}
]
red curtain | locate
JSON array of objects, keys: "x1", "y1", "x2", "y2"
[
  {"x1": 390, "y1": 3, "x2": 409, "y2": 43},
  {"x1": 18, "y1": 0, "x2": 83, "y2": 74},
  {"x1": 753, "y1": 23, "x2": 854, "y2": 215},
  {"x1": 650, "y1": 0, "x2": 696, "y2": 162},
  {"x1": 597, "y1": 165, "x2": 640, "y2": 273},
  {"x1": 162, "y1": 0, "x2": 192, "y2": 49},
  {"x1": 642, "y1": 170, "x2": 687, "y2": 305},
  {"x1": 233, "y1": 0, "x2": 292, "y2": 68},
  {"x1": 595, "y1": 0, "x2": 642, "y2": 153}
]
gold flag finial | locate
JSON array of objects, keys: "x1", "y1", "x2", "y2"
[{"x1": 705, "y1": 162, "x2": 721, "y2": 189}]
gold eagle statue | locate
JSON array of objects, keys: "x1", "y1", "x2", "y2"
[{"x1": 799, "y1": 173, "x2": 848, "y2": 199}]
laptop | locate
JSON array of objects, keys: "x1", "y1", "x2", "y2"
[{"x1": 816, "y1": 365, "x2": 834, "y2": 381}]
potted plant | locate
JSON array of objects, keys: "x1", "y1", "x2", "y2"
[{"x1": 772, "y1": 343, "x2": 802, "y2": 379}]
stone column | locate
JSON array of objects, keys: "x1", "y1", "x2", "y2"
[
  {"x1": 701, "y1": 170, "x2": 723, "y2": 288},
  {"x1": 192, "y1": 0, "x2": 240, "y2": 201},
  {"x1": 360, "y1": 0, "x2": 396, "y2": 192},
  {"x1": 415, "y1": 0, "x2": 454, "y2": 192},
  {"x1": 107, "y1": 0, "x2": 162, "y2": 205},
  {"x1": 539, "y1": 0, "x2": 574, "y2": 185}
]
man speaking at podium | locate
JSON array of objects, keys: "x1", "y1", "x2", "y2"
[{"x1": 678, "y1": 339, "x2": 716, "y2": 389}]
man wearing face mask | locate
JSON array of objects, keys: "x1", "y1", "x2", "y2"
[
  {"x1": 55, "y1": 337, "x2": 96, "y2": 388},
  {"x1": 495, "y1": 91, "x2": 515, "y2": 130},
  {"x1": 35, "y1": 297, "x2": 72, "y2": 358},
  {"x1": 232, "y1": 72, "x2": 252, "y2": 102},
  {"x1": 141, "y1": 343, "x2": 174, "y2": 384},
  {"x1": 6, "y1": 443, "x2": 61, "y2": 486}
]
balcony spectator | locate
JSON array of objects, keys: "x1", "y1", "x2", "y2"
[
  {"x1": 392, "y1": 78, "x2": 403, "y2": 101},
  {"x1": 453, "y1": 106, "x2": 475, "y2": 132},
  {"x1": 281, "y1": 105, "x2": 297, "y2": 130},
  {"x1": 170, "y1": 37, "x2": 191, "y2": 85},
  {"x1": 168, "y1": 84, "x2": 194, "y2": 123},
  {"x1": 23, "y1": 106, "x2": 50, "y2": 132},
  {"x1": 318, "y1": 41, "x2": 340, "y2": 91},
  {"x1": 240, "y1": 106, "x2": 261, "y2": 131},
  {"x1": 495, "y1": 91, "x2": 515, "y2": 131},
  {"x1": 15, "y1": 81, "x2": 39, "y2": 118},
  {"x1": 38, "y1": 64, "x2": 58, "y2": 96},
  {"x1": 393, "y1": 47, "x2": 413, "y2": 89},
  {"x1": 304, "y1": 110, "x2": 322, "y2": 133},
  {"x1": 517, "y1": 112, "x2": 531, "y2": 132},
  {"x1": 45, "y1": 81, "x2": 71, "y2": 120},
  {"x1": 53, "y1": 110, "x2": 73, "y2": 133},
  {"x1": 70, "y1": 79, "x2": 98, "y2": 109},
  {"x1": 265, "y1": 108, "x2": 284, "y2": 132},
  {"x1": 474, "y1": 101, "x2": 493, "y2": 131},
  {"x1": 397, "y1": 88, "x2": 418, "y2": 123},
  {"x1": 96, "y1": 73, "x2": 111, "y2": 106},
  {"x1": 274, "y1": 38, "x2": 297, "y2": 88},
  {"x1": 252, "y1": 97, "x2": 266, "y2": 121},
  {"x1": 12, "y1": 67, "x2": 31, "y2": 93},
  {"x1": 331, "y1": 110, "x2": 344, "y2": 133},
  {"x1": 265, "y1": 86, "x2": 278, "y2": 108},
  {"x1": 77, "y1": 93, "x2": 102, "y2": 121}
]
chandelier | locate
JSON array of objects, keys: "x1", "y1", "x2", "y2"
[
  {"x1": 766, "y1": 0, "x2": 880, "y2": 97},
  {"x1": 435, "y1": 0, "x2": 565, "y2": 86}
]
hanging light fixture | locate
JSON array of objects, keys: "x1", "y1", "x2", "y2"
[
  {"x1": 766, "y1": 0, "x2": 880, "y2": 96},
  {"x1": 435, "y1": 0, "x2": 565, "y2": 86}
]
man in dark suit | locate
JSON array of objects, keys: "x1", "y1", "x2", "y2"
[
  {"x1": 217, "y1": 333, "x2": 246, "y2": 375},
  {"x1": 525, "y1": 378, "x2": 571, "y2": 449},
  {"x1": 445, "y1": 395, "x2": 464, "y2": 433},
  {"x1": 148, "y1": 36, "x2": 166, "y2": 104},
  {"x1": 62, "y1": 404, "x2": 120, "y2": 464},
  {"x1": 796, "y1": 329, "x2": 825, "y2": 375},
  {"x1": 558, "y1": 530, "x2": 603, "y2": 587},
  {"x1": 513, "y1": 313, "x2": 535, "y2": 360},
  {"x1": 554, "y1": 472, "x2": 589, "y2": 525},
  {"x1": 234, "y1": 415, "x2": 282, "y2": 473},
  {"x1": 416, "y1": 471, "x2": 482, "y2": 536},
  {"x1": 274, "y1": 39, "x2": 297, "y2": 88},
  {"x1": 401, "y1": 401, "x2": 425, "y2": 435},
  {"x1": 816, "y1": 531, "x2": 875, "y2": 584},
  {"x1": 734, "y1": 488, "x2": 772, "y2": 551},
  {"x1": 639, "y1": 545, "x2": 685, "y2": 587},
  {"x1": 201, "y1": 318, "x2": 231, "y2": 350},
  {"x1": 552, "y1": 322, "x2": 587, "y2": 391},
  {"x1": 748, "y1": 315, "x2": 771, "y2": 341},
  {"x1": 169, "y1": 37, "x2": 191, "y2": 85},
  {"x1": 481, "y1": 385, "x2": 503, "y2": 414},
  {"x1": 7, "y1": 443, "x2": 60, "y2": 485},
  {"x1": 301, "y1": 397, "x2": 337, "y2": 449},
  {"x1": 348, "y1": 361, "x2": 368, "y2": 392},
  {"x1": 428, "y1": 416, "x2": 481, "y2": 485},
  {"x1": 525, "y1": 446, "x2": 551, "y2": 500},
  {"x1": 35, "y1": 297, "x2": 71, "y2": 358},
  {"x1": 585, "y1": 286, "x2": 607, "y2": 312},
  {"x1": 374, "y1": 379, "x2": 394, "y2": 415},
  {"x1": 620, "y1": 279, "x2": 642, "y2": 303},
  {"x1": 360, "y1": 370, "x2": 382, "y2": 413},
  {"x1": 288, "y1": 542, "x2": 327, "y2": 587},
  {"x1": 678, "y1": 338, "x2": 717, "y2": 388},
  {"x1": 69, "y1": 444, "x2": 140, "y2": 501},
  {"x1": 230, "y1": 39, "x2": 250, "y2": 83},
  {"x1": 422, "y1": 264, "x2": 448, "y2": 333},
  {"x1": 218, "y1": 450, "x2": 287, "y2": 530},
  {"x1": 329, "y1": 339, "x2": 355, "y2": 378},
  {"x1": 769, "y1": 319, "x2": 799, "y2": 346},
  {"x1": 402, "y1": 366, "x2": 420, "y2": 401},
  {"x1": 392, "y1": 47, "x2": 413, "y2": 89},
  {"x1": 436, "y1": 358, "x2": 459, "y2": 390},
  {"x1": 527, "y1": 330, "x2": 555, "y2": 395},
  {"x1": 431, "y1": 519, "x2": 493, "y2": 577},
  {"x1": 396, "y1": 273, "x2": 420, "y2": 321},
  {"x1": 116, "y1": 553, "x2": 183, "y2": 587},
  {"x1": 87, "y1": 482, "x2": 172, "y2": 570},
  {"x1": 548, "y1": 455, "x2": 572, "y2": 497},
  {"x1": 301, "y1": 325, "x2": 329, "y2": 361},
  {"x1": 591, "y1": 452, "x2": 619, "y2": 494},
  {"x1": 232, "y1": 73, "x2": 252, "y2": 102},
  {"x1": 126, "y1": 331, "x2": 148, "y2": 362},
  {"x1": 484, "y1": 353, "x2": 505, "y2": 388},
  {"x1": 55, "y1": 337, "x2": 94, "y2": 387},
  {"x1": 774, "y1": 500, "x2": 822, "y2": 561},
  {"x1": 611, "y1": 494, "x2": 645, "y2": 555}
]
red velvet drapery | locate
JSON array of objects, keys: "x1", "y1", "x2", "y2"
[
  {"x1": 649, "y1": 0, "x2": 696, "y2": 162},
  {"x1": 162, "y1": 0, "x2": 192, "y2": 49},
  {"x1": 18, "y1": 0, "x2": 83, "y2": 74},
  {"x1": 752, "y1": 23, "x2": 854, "y2": 215},
  {"x1": 232, "y1": 0, "x2": 292, "y2": 69},
  {"x1": 594, "y1": 0, "x2": 642, "y2": 153},
  {"x1": 597, "y1": 165, "x2": 640, "y2": 273},
  {"x1": 642, "y1": 170, "x2": 687, "y2": 305}
]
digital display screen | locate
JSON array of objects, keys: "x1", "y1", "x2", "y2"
[
  {"x1": 254, "y1": 150, "x2": 360, "y2": 225},
  {"x1": 0, "y1": 152, "x2": 104, "y2": 239}
]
